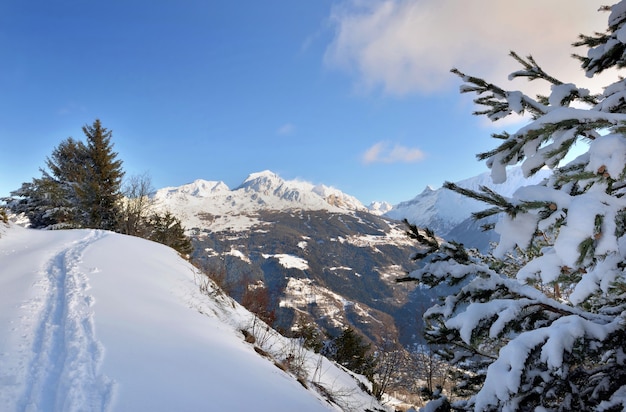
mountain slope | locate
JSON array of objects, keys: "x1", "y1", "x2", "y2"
[
  {"x1": 0, "y1": 224, "x2": 387, "y2": 411},
  {"x1": 385, "y1": 167, "x2": 552, "y2": 249},
  {"x1": 151, "y1": 167, "x2": 551, "y2": 354},
  {"x1": 152, "y1": 171, "x2": 427, "y2": 350}
]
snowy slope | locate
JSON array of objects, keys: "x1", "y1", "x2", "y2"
[
  {"x1": 0, "y1": 224, "x2": 387, "y2": 412},
  {"x1": 152, "y1": 170, "x2": 367, "y2": 232},
  {"x1": 385, "y1": 166, "x2": 552, "y2": 236}
]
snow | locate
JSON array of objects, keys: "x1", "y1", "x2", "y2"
[
  {"x1": 263, "y1": 253, "x2": 309, "y2": 270},
  {"x1": 279, "y1": 277, "x2": 375, "y2": 330},
  {"x1": 387, "y1": 166, "x2": 551, "y2": 236},
  {"x1": 0, "y1": 224, "x2": 386, "y2": 411},
  {"x1": 152, "y1": 170, "x2": 367, "y2": 233},
  {"x1": 548, "y1": 83, "x2": 584, "y2": 107},
  {"x1": 493, "y1": 212, "x2": 537, "y2": 258},
  {"x1": 587, "y1": 132, "x2": 626, "y2": 178},
  {"x1": 476, "y1": 315, "x2": 622, "y2": 411},
  {"x1": 345, "y1": 226, "x2": 414, "y2": 248},
  {"x1": 226, "y1": 248, "x2": 251, "y2": 263}
]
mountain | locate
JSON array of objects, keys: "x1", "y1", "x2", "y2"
[
  {"x1": 152, "y1": 171, "x2": 431, "y2": 351},
  {"x1": 385, "y1": 167, "x2": 552, "y2": 251},
  {"x1": 150, "y1": 167, "x2": 548, "y2": 367},
  {"x1": 153, "y1": 170, "x2": 368, "y2": 232},
  {"x1": 0, "y1": 224, "x2": 390, "y2": 411},
  {"x1": 367, "y1": 200, "x2": 394, "y2": 216}
]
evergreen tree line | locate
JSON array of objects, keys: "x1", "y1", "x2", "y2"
[{"x1": 2, "y1": 119, "x2": 192, "y2": 255}]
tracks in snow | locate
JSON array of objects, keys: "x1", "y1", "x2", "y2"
[{"x1": 19, "y1": 230, "x2": 115, "y2": 412}]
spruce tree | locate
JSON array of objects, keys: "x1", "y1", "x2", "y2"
[
  {"x1": 4, "y1": 120, "x2": 125, "y2": 230},
  {"x1": 405, "y1": 3, "x2": 626, "y2": 411},
  {"x1": 76, "y1": 119, "x2": 124, "y2": 230},
  {"x1": 4, "y1": 138, "x2": 88, "y2": 228},
  {"x1": 41, "y1": 137, "x2": 88, "y2": 226},
  {"x1": 329, "y1": 327, "x2": 376, "y2": 378}
]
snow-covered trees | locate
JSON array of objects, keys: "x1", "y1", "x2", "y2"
[{"x1": 408, "y1": 3, "x2": 626, "y2": 411}]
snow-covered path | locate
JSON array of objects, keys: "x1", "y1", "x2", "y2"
[
  {"x1": 0, "y1": 229, "x2": 114, "y2": 412},
  {"x1": 20, "y1": 230, "x2": 114, "y2": 411}
]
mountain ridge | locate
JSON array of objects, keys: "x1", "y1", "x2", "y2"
[
  {"x1": 155, "y1": 167, "x2": 550, "y2": 240},
  {"x1": 385, "y1": 166, "x2": 552, "y2": 241},
  {"x1": 153, "y1": 170, "x2": 370, "y2": 233},
  {"x1": 151, "y1": 166, "x2": 550, "y2": 353}
]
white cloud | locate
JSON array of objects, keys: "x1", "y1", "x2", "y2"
[
  {"x1": 324, "y1": 0, "x2": 611, "y2": 96},
  {"x1": 362, "y1": 141, "x2": 425, "y2": 164},
  {"x1": 277, "y1": 123, "x2": 295, "y2": 136}
]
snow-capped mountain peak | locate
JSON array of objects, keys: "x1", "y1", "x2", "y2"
[
  {"x1": 385, "y1": 166, "x2": 551, "y2": 241},
  {"x1": 238, "y1": 170, "x2": 285, "y2": 193},
  {"x1": 367, "y1": 201, "x2": 393, "y2": 216},
  {"x1": 312, "y1": 184, "x2": 365, "y2": 211},
  {"x1": 236, "y1": 170, "x2": 365, "y2": 210},
  {"x1": 159, "y1": 179, "x2": 229, "y2": 199},
  {"x1": 153, "y1": 171, "x2": 367, "y2": 232}
]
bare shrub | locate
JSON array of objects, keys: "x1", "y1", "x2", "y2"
[
  {"x1": 279, "y1": 338, "x2": 310, "y2": 381},
  {"x1": 252, "y1": 316, "x2": 275, "y2": 349},
  {"x1": 312, "y1": 381, "x2": 361, "y2": 412},
  {"x1": 119, "y1": 173, "x2": 154, "y2": 237},
  {"x1": 241, "y1": 283, "x2": 276, "y2": 327},
  {"x1": 241, "y1": 329, "x2": 256, "y2": 344}
]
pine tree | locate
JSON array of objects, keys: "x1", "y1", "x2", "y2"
[
  {"x1": 41, "y1": 137, "x2": 89, "y2": 227},
  {"x1": 76, "y1": 119, "x2": 124, "y2": 230},
  {"x1": 144, "y1": 211, "x2": 193, "y2": 256},
  {"x1": 3, "y1": 138, "x2": 88, "y2": 228},
  {"x1": 4, "y1": 120, "x2": 124, "y2": 230},
  {"x1": 405, "y1": 3, "x2": 626, "y2": 411},
  {"x1": 328, "y1": 327, "x2": 376, "y2": 378}
]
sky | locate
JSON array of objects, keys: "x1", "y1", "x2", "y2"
[{"x1": 0, "y1": 0, "x2": 613, "y2": 205}]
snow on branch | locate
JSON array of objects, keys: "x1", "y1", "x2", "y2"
[{"x1": 475, "y1": 314, "x2": 623, "y2": 411}]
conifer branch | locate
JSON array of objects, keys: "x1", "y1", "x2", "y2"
[
  {"x1": 403, "y1": 219, "x2": 439, "y2": 257},
  {"x1": 508, "y1": 52, "x2": 563, "y2": 86},
  {"x1": 508, "y1": 52, "x2": 600, "y2": 106},
  {"x1": 451, "y1": 68, "x2": 547, "y2": 120},
  {"x1": 444, "y1": 182, "x2": 519, "y2": 218}
]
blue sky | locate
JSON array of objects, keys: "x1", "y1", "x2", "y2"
[{"x1": 0, "y1": 0, "x2": 609, "y2": 205}]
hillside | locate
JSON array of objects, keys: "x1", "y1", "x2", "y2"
[
  {"x1": 151, "y1": 168, "x2": 547, "y2": 353},
  {"x1": 385, "y1": 167, "x2": 552, "y2": 251},
  {"x1": 0, "y1": 224, "x2": 389, "y2": 411},
  {"x1": 152, "y1": 172, "x2": 430, "y2": 351}
]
